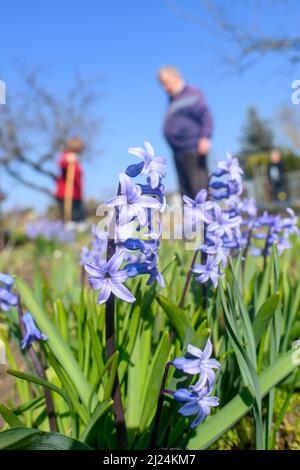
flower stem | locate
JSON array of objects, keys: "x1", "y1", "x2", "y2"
[
  {"x1": 178, "y1": 250, "x2": 199, "y2": 309},
  {"x1": 242, "y1": 228, "x2": 252, "y2": 273},
  {"x1": 80, "y1": 265, "x2": 85, "y2": 286},
  {"x1": 105, "y1": 238, "x2": 128, "y2": 450},
  {"x1": 17, "y1": 299, "x2": 57, "y2": 432},
  {"x1": 263, "y1": 226, "x2": 271, "y2": 270},
  {"x1": 163, "y1": 389, "x2": 174, "y2": 395},
  {"x1": 149, "y1": 362, "x2": 171, "y2": 449}
]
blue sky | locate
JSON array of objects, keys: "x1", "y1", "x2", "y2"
[{"x1": 0, "y1": 0, "x2": 299, "y2": 211}]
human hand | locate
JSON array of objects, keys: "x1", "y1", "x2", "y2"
[
  {"x1": 66, "y1": 152, "x2": 78, "y2": 164},
  {"x1": 197, "y1": 138, "x2": 211, "y2": 155}
]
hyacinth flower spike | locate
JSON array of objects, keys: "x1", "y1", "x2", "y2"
[
  {"x1": 192, "y1": 256, "x2": 221, "y2": 289},
  {"x1": 21, "y1": 312, "x2": 48, "y2": 350},
  {"x1": 0, "y1": 287, "x2": 18, "y2": 311},
  {"x1": 85, "y1": 250, "x2": 135, "y2": 304},
  {"x1": 174, "y1": 385, "x2": 219, "y2": 428},
  {"x1": 106, "y1": 172, "x2": 161, "y2": 227},
  {"x1": 127, "y1": 141, "x2": 167, "y2": 189},
  {"x1": 151, "y1": 338, "x2": 220, "y2": 445},
  {"x1": 0, "y1": 272, "x2": 18, "y2": 311},
  {"x1": 0, "y1": 273, "x2": 14, "y2": 289},
  {"x1": 172, "y1": 338, "x2": 220, "y2": 389},
  {"x1": 84, "y1": 141, "x2": 167, "y2": 449},
  {"x1": 215, "y1": 152, "x2": 244, "y2": 183}
]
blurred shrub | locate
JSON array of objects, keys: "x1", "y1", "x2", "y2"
[{"x1": 243, "y1": 150, "x2": 300, "y2": 178}]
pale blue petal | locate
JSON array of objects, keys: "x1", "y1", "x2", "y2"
[
  {"x1": 89, "y1": 277, "x2": 104, "y2": 290},
  {"x1": 190, "y1": 408, "x2": 206, "y2": 428},
  {"x1": 187, "y1": 344, "x2": 202, "y2": 359},
  {"x1": 202, "y1": 396, "x2": 219, "y2": 407},
  {"x1": 172, "y1": 357, "x2": 188, "y2": 370},
  {"x1": 107, "y1": 250, "x2": 124, "y2": 272},
  {"x1": 202, "y1": 338, "x2": 212, "y2": 360},
  {"x1": 182, "y1": 359, "x2": 202, "y2": 375},
  {"x1": 105, "y1": 195, "x2": 127, "y2": 206},
  {"x1": 144, "y1": 141, "x2": 155, "y2": 157},
  {"x1": 111, "y1": 270, "x2": 128, "y2": 283},
  {"x1": 110, "y1": 282, "x2": 135, "y2": 303},
  {"x1": 97, "y1": 280, "x2": 111, "y2": 304},
  {"x1": 174, "y1": 388, "x2": 193, "y2": 402},
  {"x1": 84, "y1": 263, "x2": 105, "y2": 278},
  {"x1": 205, "y1": 358, "x2": 221, "y2": 369},
  {"x1": 178, "y1": 401, "x2": 199, "y2": 416},
  {"x1": 128, "y1": 147, "x2": 146, "y2": 159}
]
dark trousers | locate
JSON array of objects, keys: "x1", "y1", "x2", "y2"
[
  {"x1": 174, "y1": 150, "x2": 208, "y2": 199},
  {"x1": 57, "y1": 198, "x2": 85, "y2": 222}
]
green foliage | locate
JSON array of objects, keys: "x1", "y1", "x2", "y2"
[
  {"x1": 0, "y1": 236, "x2": 299, "y2": 449},
  {"x1": 0, "y1": 427, "x2": 93, "y2": 450},
  {"x1": 244, "y1": 150, "x2": 300, "y2": 178},
  {"x1": 239, "y1": 107, "x2": 274, "y2": 161}
]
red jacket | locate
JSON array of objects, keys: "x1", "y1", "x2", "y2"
[{"x1": 55, "y1": 152, "x2": 83, "y2": 200}]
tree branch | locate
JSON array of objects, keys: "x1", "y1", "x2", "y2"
[
  {"x1": 0, "y1": 68, "x2": 102, "y2": 200},
  {"x1": 166, "y1": 0, "x2": 300, "y2": 69},
  {"x1": 4, "y1": 165, "x2": 53, "y2": 197}
]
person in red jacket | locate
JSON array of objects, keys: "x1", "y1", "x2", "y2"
[{"x1": 55, "y1": 137, "x2": 85, "y2": 221}]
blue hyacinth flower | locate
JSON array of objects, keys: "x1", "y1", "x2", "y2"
[
  {"x1": 172, "y1": 339, "x2": 220, "y2": 389},
  {"x1": 174, "y1": 385, "x2": 219, "y2": 428},
  {"x1": 21, "y1": 312, "x2": 48, "y2": 350}
]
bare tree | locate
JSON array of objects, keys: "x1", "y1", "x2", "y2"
[
  {"x1": 278, "y1": 106, "x2": 300, "y2": 150},
  {"x1": 165, "y1": 0, "x2": 300, "y2": 70},
  {"x1": 0, "y1": 69, "x2": 102, "y2": 197}
]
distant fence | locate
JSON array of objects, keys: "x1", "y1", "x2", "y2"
[
  {"x1": 167, "y1": 170, "x2": 300, "y2": 212},
  {"x1": 244, "y1": 171, "x2": 300, "y2": 211}
]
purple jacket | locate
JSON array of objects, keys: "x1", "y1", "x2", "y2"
[{"x1": 163, "y1": 84, "x2": 213, "y2": 156}]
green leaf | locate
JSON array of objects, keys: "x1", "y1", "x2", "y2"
[
  {"x1": 87, "y1": 318, "x2": 103, "y2": 375},
  {"x1": 103, "y1": 352, "x2": 119, "y2": 400},
  {"x1": 256, "y1": 259, "x2": 272, "y2": 310},
  {"x1": 45, "y1": 350, "x2": 90, "y2": 424},
  {"x1": 139, "y1": 331, "x2": 171, "y2": 431},
  {"x1": 14, "y1": 276, "x2": 92, "y2": 407},
  {"x1": 0, "y1": 428, "x2": 37, "y2": 449},
  {"x1": 219, "y1": 282, "x2": 263, "y2": 448},
  {"x1": 87, "y1": 351, "x2": 119, "y2": 413},
  {"x1": 187, "y1": 348, "x2": 297, "y2": 449},
  {"x1": 229, "y1": 261, "x2": 257, "y2": 365},
  {"x1": 119, "y1": 300, "x2": 141, "y2": 383},
  {"x1": 54, "y1": 299, "x2": 69, "y2": 342},
  {"x1": 190, "y1": 326, "x2": 211, "y2": 350},
  {"x1": 0, "y1": 403, "x2": 23, "y2": 428},
  {"x1": 0, "y1": 427, "x2": 93, "y2": 450},
  {"x1": 156, "y1": 294, "x2": 194, "y2": 345},
  {"x1": 12, "y1": 395, "x2": 45, "y2": 415},
  {"x1": 0, "y1": 336, "x2": 31, "y2": 410},
  {"x1": 81, "y1": 400, "x2": 113, "y2": 445},
  {"x1": 220, "y1": 283, "x2": 261, "y2": 402},
  {"x1": 253, "y1": 294, "x2": 280, "y2": 346},
  {"x1": 7, "y1": 369, "x2": 68, "y2": 401},
  {"x1": 126, "y1": 327, "x2": 145, "y2": 439},
  {"x1": 282, "y1": 278, "x2": 300, "y2": 352},
  {"x1": 269, "y1": 369, "x2": 300, "y2": 449}
]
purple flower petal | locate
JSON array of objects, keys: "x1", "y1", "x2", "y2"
[
  {"x1": 202, "y1": 338, "x2": 212, "y2": 360},
  {"x1": 97, "y1": 280, "x2": 111, "y2": 304},
  {"x1": 178, "y1": 401, "x2": 200, "y2": 416},
  {"x1": 110, "y1": 282, "x2": 135, "y2": 303},
  {"x1": 187, "y1": 344, "x2": 202, "y2": 359}
]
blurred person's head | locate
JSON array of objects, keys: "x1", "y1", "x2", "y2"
[
  {"x1": 270, "y1": 148, "x2": 281, "y2": 164},
  {"x1": 66, "y1": 137, "x2": 85, "y2": 155},
  {"x1": 158, "y1": 66, "x2": 185, "y2": 96}
]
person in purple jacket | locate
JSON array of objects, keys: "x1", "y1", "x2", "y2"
[{"x1": 158, "y1": 66, "x2": 213, "y2": 198}]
